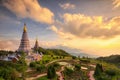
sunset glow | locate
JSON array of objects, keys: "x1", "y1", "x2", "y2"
[{"x1": 0, "y1": 0, "x2": 120, "y2": 56}]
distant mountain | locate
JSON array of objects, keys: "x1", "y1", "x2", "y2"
[
  {"x1": 37, "y1": 47, "x2": 71, "y2": 56},
  {"x1": 69, "y1": 52, "x2": 98, "y2": 58},
  {"x1": 97, "y1": 55, "x2": 120, "y2": 66},
  {"x1": 51, "y1": 45, "x2": 98, "y2": 58}
]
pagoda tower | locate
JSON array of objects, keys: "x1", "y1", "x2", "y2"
[
  {"x1": 34, "y1": 38, "x2": 39, "y2": 50},
  {"x1": 18, "y1": 23, "x2": 30, "y2": 53}
]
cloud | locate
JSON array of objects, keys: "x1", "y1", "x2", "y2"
[
  {"x1": 0, "y1": 39, "x2": 19, "y2": 51},
  {"x1": 0, "y1": 39, "x2": 60, "y2": 51},
  {"x1": 0, "y1": 14, "x2": 21, "y2": 24},
  {"x1": 113, "y1": 0, "x2": 120, "y2": 8},
  {"x1": 50, "y1": 25, "x2": 75, "y2": 40},
  {"x1": 59, "y1": 3, "x2": 75, "y2": 9},
  {"x1": 50, "y1": 13, "x2": 120, "y2": 39},
  {"x1": 2, "y1": 0, "x2": 54, "y2": 24},
  {"x1": 49, "y1": 13, "x2": 120, "y2": 56}
]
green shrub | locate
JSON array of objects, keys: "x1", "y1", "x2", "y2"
[
  {"x1": 47, "y1": 66, "x2": 56, "y2": 79},
  {"x1": 29, "y1": 62, "x2": 36, "y2": 67},
  {"x1": 105, "y1": 69, "x2": 116, "y2": 77},
  {"x1": 75, "y1": 64, "x2": 81, "y2": 71},
  {"x1": 36, "y1": 65, "x2": 46, "y2": 73},
  {"x1": 72, "y1": 56, "x2": 76, "y2": 59},
  {"x1": 63, "y1": 67, "x2": 73, "y2": 76},
  {"x1": 94, "y1": 64, "x2": 103, "y2": 76}
]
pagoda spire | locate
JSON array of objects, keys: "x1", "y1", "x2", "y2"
[
  {"x1": 34, "y1": 37, "x2": 39, "y2": 50},
  {"x1": 23, "y1": 23, "x2": 27, "y2": 32}
]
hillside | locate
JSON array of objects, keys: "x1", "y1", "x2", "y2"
[
  {"x1": 97, "y1": 55, "x2": 120, "y2": 67},
  {"x1": 37, "y1": 47, "x2": 71, "y2": 56}
]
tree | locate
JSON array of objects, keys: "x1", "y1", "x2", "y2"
[
  {"x1": 37, "y1": 65, "x2": 46, "y2": 73},
  {"x1": 75, "y1": 64, "x2": 81, "y2": 71},
  {"x1": 47, "y1": 66, "x2": 56, "y2": 79},
  {"x1": 94, "y1": 64, "x2": 103, "y2": 76},
  {"x1": 0, "y1": 68, "x2": 19, "y2": 80},
  {"x1": 72, "y1": 56, "x2": 76, "y2": 59},
  {"x1": 105, "y1": 69, "x2": 116, "y2": 78},
  {"x1": 0, "y1": 77, "x2": 4, "y2": 80},
  {"x1": 63, "y1": 67, "x2": 73, "y2": 76},
  {"x1": 17, "y1": 52, "x2": 27, "y2": 80},
  {"x1": 29, "y1": 62, "x2": 36, "y2": 67}
]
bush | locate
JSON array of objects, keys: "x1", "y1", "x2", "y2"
[
  {"x1": 0, "y1": 68, "x2": 19, "y2": 80},
  {"x1": 75, "y1": 64, "x2": 81, "y2": 71},
  {"x1": 36, "y1": 65, "x2": 46, "y2": 73},
  {"x1": 63, "y1": 67, "x2": 73, "y2": 76},
  {"x1": 94, "y1": 64, "x2": 103, "y2": 76},
  {"x1": 29, "y1": 62, "x2": 36, "y2": 67},
  {"x1": 0, "y1": 77, "x2": 4, "y2": 80},
  {"x1": 105, "y1": 69, "x2": 116, "y2": 77},
  {"x1": 47, "y1": 66, "x2": 56, "y2": 79},
  {"x1": 53, "y1": 63, "x2": 60, "y2": 67},
  {"x1": 72, "y1": 56, "x2": 76, "y2": 59}
]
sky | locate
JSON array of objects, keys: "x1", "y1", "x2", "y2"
[{"x1": 0, "y1": 0, "x2": 120, "y2": 57}]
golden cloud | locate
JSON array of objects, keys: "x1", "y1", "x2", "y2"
[
  {"x1": 49, "y1": 13, "x2": 120, "y2": 56},
  {"x1": 113, "y1": 0, "x2": 120, "y2": 8},
  {"x1": 0, "y1": 40, "x2": 19, "y2": 51},
  {"x1": 59, "y1": 3, "x2": 75, "y2": 9},
  {"x1": 51, "y1": 13, "x2": 120, "y2": 39},
  {"x1": 2, "y1": 0, "x2": 54, "y2": 24}
]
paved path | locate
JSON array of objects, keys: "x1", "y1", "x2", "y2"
[
  {"x1": 26, "y1": 66, "x2": 65, "y2": 80},
  {"x1": 57, "y1": 66, "x2": 64, "y2": 80},
  {"x1": 88, "y1": 71, "x2": 95, "y2": 80},
  {"x1": 26, "y1": 73, "x2": 47, "y2": 80},
  {"x1": 88, "y1": 64, "x2": 96, "y2": 80},
  {"x1": 45, "y1": 59, "x2": 69, "y2": 66},
  {"x1": 26, "y1": 59, "x2": 71, "y2": 80}
]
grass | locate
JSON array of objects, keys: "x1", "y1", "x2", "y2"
[
  {"x1": 36, "y1": 75, "x2": 57, "y2": 80},
  {"x1": 37, "y1": 55, "x2": 72, "y2": 65},
  {"x1": 37, "y1": 76, "x2": 49, "y2": 80}
]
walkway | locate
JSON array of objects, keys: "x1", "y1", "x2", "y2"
[
  {"x1": 26, "y1": 66, "x2": 65, "y2": 80},
  {"x1": 56, "y1": 66, "x2": 64, "y2": 80},
  {"x1": 45, "y1": 59, "x2": 69, "y2": 66},
  {"x1": 88, "y1": 71, "x2": 95, "y2": 80}
]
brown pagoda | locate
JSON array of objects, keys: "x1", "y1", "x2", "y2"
[{"x1": 34, "y1": 38, "x2": 39, "y2": 50}]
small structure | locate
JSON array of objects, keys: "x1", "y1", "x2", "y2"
[{"x1": 33, "y1": 38, "x2": 39, "y2": 51}]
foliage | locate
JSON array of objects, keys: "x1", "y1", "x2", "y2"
[
  {"x1": 0, "y1": 52, "x2": 27, "y2": 80},
  {"x1": 29, "y1": 62, "x2": 36, "y2": 67},
  {"x1": 105, "y1": 69, "x2": 117, "y2": 77},
  {"x1": 0, "y1": 50, "x2": 14, "y2": 56},
  {"x1": 72, "y1": 56, "x2": 77, "y2": 59},
  {"x1": 0, "y1": 67, "x2": 19, "y2": 80},
  {"x1": 0, "y1": 77, "x2": 4, "y2": 80},
  {"x1": 47, "y1": 66, "x2": 56, "y2": 79},
  {"x1": 74, "y1": 64, "x2": 81, "y2": 71},
  {"x1": 63, "y1": 67, "x2": 74, "y2": 76},
  {"x1": 36, "y1": 65, "x2": 46, "y2": 73},
  {"x1": 53, "y1": 62, "x2": 60, "y2": 68},
  {"x1": 80, "y1": 59, "x2": 90, "y2": 64},
  {"x1": 97, "y1": 55, "x2": 120, "y2": 66},
  {"x1": 37, "y1": 47, "x2": 71, "y2": 56},
  {"x1": 94, "y1": 64, "x2": 103, "y2": 76},
  {"x1": 37, "y1": 76, "x2": 49, "y2": 80}
]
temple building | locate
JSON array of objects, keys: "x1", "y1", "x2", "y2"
[
  {"x1": 33, "y1": 38, "x2": 39, "y2": 51},
  {"x1": 0, "y1": 23, "x2": 42, "y2": 62},
  {"x1": 18, "y1": 23, "x2": 30, "y2": 53},
  {"x1": 18, "y1": 23, "x2": 42, "y2": 61}
]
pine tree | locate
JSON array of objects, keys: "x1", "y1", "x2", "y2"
[{"x1": 94, "y1": 64, "x2": 103, "y2": 76}]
